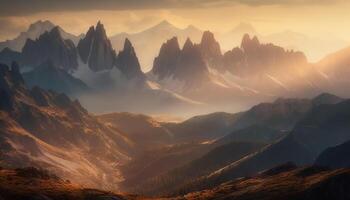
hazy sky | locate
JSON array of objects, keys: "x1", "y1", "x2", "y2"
[{"x1": 0, "y1": 0, "x2": 350, "y2": 41}]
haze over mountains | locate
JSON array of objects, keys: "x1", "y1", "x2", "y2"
[
  {"x1": 1, "y1": 17, "x2": 350, "y2": 200},
  {"x1": 1, "y1": 19, "x2": 350, "y2": 116}
]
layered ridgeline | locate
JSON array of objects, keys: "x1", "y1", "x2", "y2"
[
  {"x1": 0, "y1": 20, "x2": 81, "y2": 53},
  {"x1": 0, "y1": 20, "x2": 348, "y2": 115},
  {"x1": 119, "y1": 93, "x2": 345, "y2": 195},
  {"x1": 149, "y1": 32, "x2": 328, "y2": 103},
  {"x1": 0, "y1": 62, "x2": 134, "y2": 190},
  {"x1": 170, "y1": 97, "x2": 350, "y2": 195},
  {"x1": 0, "y1": 21, "x2": 202, "y2": 114}
]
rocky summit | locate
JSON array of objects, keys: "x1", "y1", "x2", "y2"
[
  {"x1": 116, "y1": 38, "x2": 144, "y2": 79},
  {"x1": 21, "y1": 27, "x2": 78, "y2": 71},
  {"x1": 77, "y1": 21, "x2": 116, "y2": 72}
]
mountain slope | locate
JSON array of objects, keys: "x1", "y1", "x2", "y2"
[
  {"x1": 170, "y1": 166, "x2": 350, "y2": 200},
  {"x1": 178, "y1": 98, "x2": 350, "y2": 194},
  {"x1": 315, "y1": 140, "x2": 350, "y2": 169},
  {"x1": 0, "y1": 167, "x2": 129, "y2": 200},
  {"x1": 22, "y1": 60, "x2": 89, "y2": 95},
  {"x1": 0, "y1": 62, "x2": 133, "y2": 190}
]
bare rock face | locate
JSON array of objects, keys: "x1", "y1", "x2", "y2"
[
  {"x1": 77, "y1": 21, "x2": 116, "y2": 72},
  {"x1": 21, "y1": 27, "x2": 78, "y2": 72},
  {"x1": 151, "y1": 37, "x2": 209, "y2": 84},
  {"x1": 176, "y1": 38, "x2": 209, "y2": 83},
  {"x1": 116, "y1": 38, "x2": 144, "y2": 79},
  {"x1": 224, "y1": 34, "x2": 307, "y2": 77},
  {"x1": 199, "y1": 31, "x2": 223, "y2": 70},
  {"x1": 152, "y1": 37, "x2": 181, "y2": 80}
]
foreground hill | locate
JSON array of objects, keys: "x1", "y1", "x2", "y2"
[
  {"x1": 315, "y1": 140, "x2": 350, "y2": 169},
  {"x1": 1, "y1": 165, "x2": 349, "y2": 200},
  {"x1": 170, "y1": 164, "x2": 350, "y2": 200},
  {"x1": 0, "y1": 167, "x2": 129, "y2": 200},
  {"x1": 174, "y1": 99, "x2": 350, "y2": 194}
]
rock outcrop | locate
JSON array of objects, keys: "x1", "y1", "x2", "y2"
[
  {"x1": 198, "y1": 31, "x2": 223, "y2": 70},
  {"x1": 152, "y1": 37, "x2": 181, "y2": 79},
  {"x1": 223, "y1": 34, "x2": 307, "y2": 77},
  {"x1": 77, "y1": 21, "x2": 116, "y2": 72},
  {"x1": 21, "y1": 27, "x2": 78, "y2": 71},
  {"x1": 116, "y1": 38, "x2": 144, "y2": 79},
  {"x1": 151, "y1": 37, "x2": 209, "y2": 84}
]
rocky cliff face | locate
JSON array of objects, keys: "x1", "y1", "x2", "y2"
[
  {"x1": 151, "y1": 37, "x2": 209, "y2": 85},
  {"x1": 152, "y1": 37, "x2": 181, "y2": 80},
  {"x1": 77, "y1": 21, "x2": 116, "y2": 72},
  {"x1": 223, "y1": 34, "x2": 307, "y2": 77},
  {"x1": 21, "y1": 27, "x2": 78, "y2": 71},
  {"x1": 116, "y1": 38, "x2": 144, "y2": 79},
  {"x1": 198, "y1": 31, "x2": 223, "y2": 70}
]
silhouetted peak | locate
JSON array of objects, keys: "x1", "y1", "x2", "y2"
[
  {"x1": 77, "y1": 22, "x2": 115, "y2": 71},
  {"x1": 123, "y1": 38, "x2": 133, "y2": 51},
  {"x1": 95, "y1": 21, "x2": 106, "y2": 34},
  {"x1": 116, "y1": 38, "x2": 143, "y2": 79},
  {"x1": 86, "y1": 26, "x2": 95, "y2": 34},
  {"x1": 27, "y1": 20, "x2": 55, "y2": 32},
  {"x1": 162, "y1": 37, "x2": 181, "y2": 52},
  {"x1": 183, "y1": 38, "x2": 194, "y2": 50},
  {"x1": 312, "y1": 93, "x2": 344, "y2": 106},
  {"x1": 201, "y1": 31, "x2": 216, "y2": 44},
  {"x1": 154, "y1": 20, "x2": 174, "y2": 29},
  {"x1": 241, "y1": 34, "x2": 260, "y2": 51}
]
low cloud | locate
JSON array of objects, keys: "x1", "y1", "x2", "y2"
[{"x1": 0, "y1": 0, "x2": 345, "y2": 17}]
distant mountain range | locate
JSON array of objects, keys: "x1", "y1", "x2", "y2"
[
  {"x1": 0, "y1": 20, "x2": 82, "y2": 52},
  {"x1": 110, "y1": 20, "x2": 203, "y2": 71},
  {"x1": 0, "y1": 19, "x2": 350, "y2": 116}
]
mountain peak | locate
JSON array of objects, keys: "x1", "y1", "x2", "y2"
[
  {"x1": 152, "y1": 37, "x2": 181, "y2": 79},
  {"x1": 77, "y1": 22, "x2": 116, "y2": 71},
  {"x1": 199, "y1": 31, "x2": 222, "y2": 69},
  {"x1": 21, "y1": 26, "x2": 78, "y2": 71},
  {"x1": 49, "y1": 26, "x2": 62, "y2": 38},
  {"x1": 123, "y1": 38, "x2": 133, "y2": 51},
  {"x1": 116, "y1": 39, "x2": 144, "y2": 79},
  {"x1": 241, "y1": 34, "x2": 260, "y2": 50},
  {"x1": 312, "y1": 93, "x2": 344, "y2": 106},
  {"x1": 232, "y1": 22, "x2": 256, "y2": 33},
  {"x1": 201, "y1": 31, "x2": 216, "y2": 44},
  {"x1": 96, "y1": 21, "x2": 105, "y2": 33},
  {"x1": 157, "y1": 20, "x2": 173, "y2": 27},
  {"x1": 27, "y1": 20, "x2": 55, "y2": 33},
  {"x1": 183, "y1": 38, "x2": 194, "y2": 50}
]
